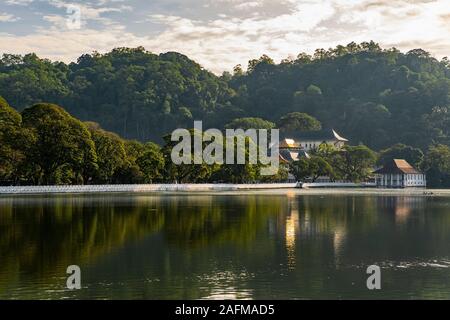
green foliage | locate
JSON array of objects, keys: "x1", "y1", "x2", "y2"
[
  {"x1": 289, "y1": 156, "x2": 334, "y2": 182},
  {"x1": 224, "y1": 117, "x2": 275, "y2": 130},
  {"x1": 421, "y1": 106, "x2": 450, "y2": 147},
  {"x1": 136, "y1": 142, "x2": 165, "y2": 183},
  {"x1": 311, "y1": 144, "x2": 377, "y2": 182},
  {"x1": 162, "y1": 129, "x2": 219, "y2": 183},
  {"x1": 2, "y1": 43, "x2": 450, "y2": 152},
  {"x1": 334, "y1": 145, "x2": 377, "y2": 182},
  {"x1": 259, "y1": 163, "x2": 289, "y2": 183},
  {"x1": 21, "y1": 103, "x2": 97, "y2": 185},
  {"x1": 86, "y1": 122, "x2": 127, "y2": 184},
  {"x1": 1, "y1": 43, "x2": 450, "y2": 187},
  {"x1": 0, "y1": 97, "x2": 35, "y2": 184},
  {"x1": 379, "y1": 144, "x2": 424, "y2": 168},
  {"x1": 424, "y1": 144, "x2": 450, "y2": 188},
  {"x1": 278, "y1": 112, "x2": 322, "y2": 132},
  {"x1": 289, "y1": 158, "x2": 311, "y2": 181},
  {"x1": 229, "y1": 42, "x2": 450, "y2": 149}
]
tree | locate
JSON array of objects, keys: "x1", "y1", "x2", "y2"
[
  {"x1": 162, "y1": 129, "x2": 219, "y2": 183},
  {"x1": 213, "y1": 134, "x2": 261, "y2": 183},
  {"x1": 1, "y1": 43, "x2": 450, "y2": 151},
  {"x1": 308, "y1": 156, "x2": 335, "y2": 182},
  {"x1": 289, "y1": 158, "x2": 311, "y2": 181},
  {"x1": 379, "y1": 144, "x2": 424, "y2": 168},
  {"x1": 424, "y1": 144, "x2": 450, "y2": 188},
  {"x1": 333, "y1": 145, "x2": 377, "y2": 182},
  {"x1": 136, "y1": 142, "x2": 165, "y2": 183},
  {"x1": 421, "y1": 106, "x2": 450, "y2": 147},
  {"x1": 277, "y1": 112, "x2": 322, "y2": 132},
  {"x1": 112, "y1": 140, "x2": 146, "y2": 184},
  {"x1": 289, "y1": 156, "x2": 334, "y2": 182},
  {"x1": 225, "y1": 117, "x2": 275, "y2": 130},
  {"x1": 0, "y1": 96, "x2": 34, "y2": 184},
  {"x1": 86, "y1": 122, "x2": 127, "y2": 184},
  {"x1": 247, "y1": 54, "x2": 274, "y2": 73},
  {"x1": 21, "y1": 103, "x2": 97, "y2": 185},
  {"x1": 260, "y1": 163, "x2": 289, "y2": 182}
]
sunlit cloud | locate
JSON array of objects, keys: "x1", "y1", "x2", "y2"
[
  {"x1": 0, "y1": 12, "x2": 20, "y2": 22},
  {"x1": 0, "y1": 0, "x2": 448, "y2": 73}
]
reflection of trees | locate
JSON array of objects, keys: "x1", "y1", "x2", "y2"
[
  {"x1": 295, "y1": 195, "x2": 380, "y2": 236},
  {"x1": 160, "y1": 195, "x2": 285, "y2": 248},
  {"x1": 0, "y1": 195, "x2": 164, "y2": 294},
  {"x1": 2, "y1": 193, "x2": 449, "y2": 299},
  {"x1": 0, "y1": 194, "x2": 284, "y2": 297},
  {"x1": 285, "y1": 195, "x2": 450, "y2": 266}
]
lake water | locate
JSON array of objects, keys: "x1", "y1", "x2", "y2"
[{"x1": 0, "y1": 190, "x2": 449, "y2": 299}]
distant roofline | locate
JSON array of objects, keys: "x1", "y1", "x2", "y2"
[
  {"x1": 280, "y1": 128, "x2": 349, "y2": 143},
  {"x1": 373, "y1": 159, "x2": 422, "y2": 175},
  {"x1": 332, "y1": 129, "x2": 349, "y2": 142}
]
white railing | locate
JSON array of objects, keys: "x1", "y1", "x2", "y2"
[
  {"x1": 0, "y1": 183, "x2": 298, "y2": 195},
  {"x1": 301, "y1": 182, "x2": 377, "y2": 189}
]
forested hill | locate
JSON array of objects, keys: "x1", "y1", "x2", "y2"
[{"x1": 1, "y1": 42, "x2": 449, "y2": 150}]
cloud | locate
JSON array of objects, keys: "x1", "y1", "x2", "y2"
[
  {"x1": 144, "y1": 0, "x2": 450, "y2": 72},
  {"x1": 46, "y1": 0, "x2": 132, "y2": 26},
  {"x1": 0, "y1": 0, "x2": 449, "y2": 73},
  {"x1": 5, "y1": 0, "x2": 34, "y2": 5},
  {"x1": 0, "y1": 12, "x2": 20, "y2": 22}
]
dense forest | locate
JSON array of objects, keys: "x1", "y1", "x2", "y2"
[{"x1": 1, "y1": 42, "x2": 450, "y2": 187}]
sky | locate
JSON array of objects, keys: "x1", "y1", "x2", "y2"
[{"x1": 0, "y1": 0, "x2": 449, "y2": 74}]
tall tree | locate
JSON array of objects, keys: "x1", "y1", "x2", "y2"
[
  {"x1": 225, "y1": 117, "x2": 275, "y2": 130},
  {"x1": 85, "y1": 122, "x2": 127, "y2": 184},
  {"x1": 21, "y1": 103, "x2": 97, "y2": 185},
  {"x1": 136, "y1": 142, "x2": 165, "y2": 183},
  {"x1": 378, "y1": 144, "x2": 424, "y2": 168},
  {"x1": 278, "y1": 112, "x2": 322, "y2": 132},
  {"x1": 424, "y1": 144, "x2": 450, "y2": 188},
  {"x1": 0, "y1": 96, "x2": 34, "y2": 184},
  {"x1": 333, "y1": 145, "x2": 377, "y2": 182}
]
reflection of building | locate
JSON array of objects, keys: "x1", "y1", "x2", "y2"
[
  {"x1": 378, "y1": 195, "x2": 426, "y2": 225},
  {"x1": 374, "y1": 159, "x2": 426, "y2": 188}
]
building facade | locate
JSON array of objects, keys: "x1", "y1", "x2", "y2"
[
  {"x1": 280, "y1": 129, "x2": 349, "y2": 152},
  {"x1": 374, "y1": 159, "x2": 426, "y2": 188},
  {"x1": 278, "y1": 129, "x2": 348, "y2": 182}
]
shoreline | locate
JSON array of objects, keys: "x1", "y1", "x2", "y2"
[
  {"x1": 0, "y1": 184, "x2": 446, "y2": 196},
  {"x1": 0, "y1": 183, "x2": 298, "y2": 195}
]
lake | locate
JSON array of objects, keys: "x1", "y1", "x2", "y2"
[{"x1": 0, "y1": 190, "x2": 449, "y2": 299}]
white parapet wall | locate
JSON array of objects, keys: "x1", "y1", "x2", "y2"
[
  {"x1": 0, "y1": 183, "x2": 299, "y2": 195},
  {"x1": 301, "y1": 182, "x2": 377, "y2": 189}
]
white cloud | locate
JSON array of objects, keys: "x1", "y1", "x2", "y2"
[
  {"x1": 0, "y1": 12, "x2": 20, "y2": 22},
  {"x1": 5, "y1": 0, "x2": 34, "y2": 5},
  {"x1": 0, "y1": 0, "x2": 449, "y2": 73}
]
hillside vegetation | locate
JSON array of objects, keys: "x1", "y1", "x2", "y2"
[{"x1": 1, "y1": 42, "x2": 450, "y2": 187}]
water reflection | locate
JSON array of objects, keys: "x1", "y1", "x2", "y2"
[{"x1": 0, "y1": 192, "x2": 449, "y2": 299}]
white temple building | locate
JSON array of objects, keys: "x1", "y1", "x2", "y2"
[{"x1": 373, "y1": 159, "x2": 426, "y2": 188}]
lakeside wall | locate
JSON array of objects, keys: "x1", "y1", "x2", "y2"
[
  {"x1": 301, "y1": 182, "x2": 376, "y2": 188},
  {"x1": 0, "y1": 183, "x2": 299, "y2": 195}
]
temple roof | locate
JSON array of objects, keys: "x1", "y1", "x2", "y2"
[
  {"x1": 279, "y1": 149, "x2": 310, "y2": 162},
  {"x1": 373, "y1": 159, "x2": 421, "y2": 175},
  {"x1": 279, "y1": 138, "x2": 300, "y2": 149},
  {"x1": 280, "y1": 129, "x2": 348, "y2": 142}
]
